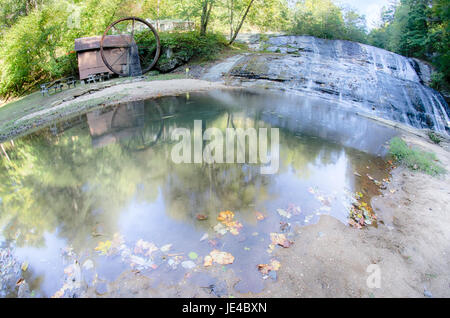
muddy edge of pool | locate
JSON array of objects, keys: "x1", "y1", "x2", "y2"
[
  {"x1": 264, "y1": 132, "x2": 450, "y2": 298},
  {"x1": 0, "y1": 79, "x2": 236, "y2": 142}
]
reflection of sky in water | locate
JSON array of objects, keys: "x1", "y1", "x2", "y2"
[
  {"x1": 273, "y1": 150, "x2": 351, "y2": 223},
  {"x1": 0, "y1": 90, "x2": 396, "y2": 297},
  {"x1": 14, "y1": 232, "x2": 67, "y2": 296}
]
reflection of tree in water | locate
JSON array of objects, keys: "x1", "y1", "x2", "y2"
[
  {"x1": 0, "y1": 93, "x2": 367, "y2": 250},
  {"x1": 0, "y1": 100, "x2": 168, "y2": 249}
]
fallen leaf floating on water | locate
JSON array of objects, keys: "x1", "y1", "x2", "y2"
[
  {"x1": 270, "y1": 233, "x2": 293, "y2": 248},
  {"x1": 200, "y1": 233, "x2": 209, "y2": 241},
  {"x1": 255, "y1": 211, "x2": 265, "y2": 221},
  {"x1": 208, "y1": 239, "x2": 218, "y2": 247},
  {"x1": 277, "y1": 209, "x2": 292, "y2": 219},
  {"x1": 217, "y1": 211, "x2": 235, "y2": 226},
  {"x1": 213, "y1": 223, "x2": 228, "y2": 235},
  {"x1": 16, "y1": 278, "x2": 25, "y2": 286},
  {"x1": 348, "y1": 192, "x2": 377, "y2": 229},
  {"x1": 308, "y1": 188, "x2": 333, "y2": 207},
  {"x1": 348, "y1": 218, "x2": 362, "y2": 229},
  {"x1": 134, "y1": 239, "x2": 158, "y2": 257},
  {"x1": 188, "y1": 252, "x2": 198, "y2": 260},
  {"x1": 160, "y1": 244, "x2": 172, "y2": 253},
  {"x1": 257, "y1": 260, "x2": 281, "y2": 275},
  {"x1": 21, "y1": 261, "x2": 28, "y2": 272},
  {"x1": 94, "y1": 233, "x2": 125, "y2": 256},
  {"x1": 203, "y1": 255, "x2": 213, "y2": 267},
  {"x1": 366, "y1": 174, "x2": 384, "y2": 187},
  {"x1": 280, "y1": 222, "x2": 291, "y2": 233},
  {"x1": 229, "y1": 225, "x2": 242, "y2": 236},
  {"x1": 130, "y1": 255, "x2": 155, "y2": 270},
  {"x1": 53, "y1": 261, "x2": 82, "y2": 298},
  {"x1": 287, "y1": 204, "x2": 302, "y2": 215},
  {"x1": 94, "y1": 240, "x2": 112, "y2": 255},
  {"x1": 215, "y1": 211, "x2": 243, "y2": 235},
  {"x1": 204, "y1": 249, "x2": 234, "y2": 266}
]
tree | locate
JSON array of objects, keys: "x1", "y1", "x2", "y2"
[
  {"x1": 0, "y1": 0, "x2": 46, "y2": 28},
  {"x1": 200, "y1": 0, "x2": 214, "y2": 35},
  {"x1": 228, "y1": 0, "x2": 255, "y2": 44},
  {"x1": 368, "y1": 0, "x2": 449, "y2": 90},
  {"x1": 291, "y1": 0, "x2": 367, "y2": 42}
]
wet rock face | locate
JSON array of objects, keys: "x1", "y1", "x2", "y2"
[{"x1": 204, "y1": 35, "x2": 449, "y2": 134}]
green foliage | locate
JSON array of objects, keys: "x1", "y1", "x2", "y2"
[
  {"x1": 389, "y1": 137, "x2": 446, "y2": 175},
  {"x1": 0, "y1": 0, "x2": 132, "y2": 98},
  {"x1": 427, "y1": 131, "x2": 442, "y2": 144},
  {"x1": 0, "y1": 0, "x2": 48, "y2": 28},
  {"x1": 368, "y1": 0, "x2": 450, "y2": 90},
  {"x1": 0, "y1": 3, "x2": 74, "y2": 98},
  {"x1": 160, "y1": 31, "x2": 227, "y2": 61},
  {"x1": 135, "y1": 31, "x2": 227, "y2": 72},
  {"x1": 290, "y1": 0, "x2": 367, "y2": 43}
]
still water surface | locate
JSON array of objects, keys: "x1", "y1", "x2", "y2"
[{"x1": 0, "y1": 90, "x2": 397, "y2": 297}]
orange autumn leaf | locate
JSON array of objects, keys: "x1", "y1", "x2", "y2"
[
  {"x1": 255, "y1": 212, "x2": 265, "y2": 221},
  {"x1": 258, "y1": 260, "x2": 281, "y2": 274},
  {"x1": 217, "y1": 211, "x2": 235, "y2": 226},
  {"x1": 270, "y1": 233, "x2": 293, "y2": 248},
  {"x1": 196, "y1": 214, "x2": 208, "y2": 220},
  {"x1": 217, "y1": 211, "x2": 243, "y2": 235},
  {"x1": 204, "y1": 255, "x2": 213, "y2": 267},
  {"x1": 204, "y1": 249, "x2": 235, "y2": 266}
]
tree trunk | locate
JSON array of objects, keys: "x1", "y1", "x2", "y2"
[
  {"x1": 200, "y1": 0, "x2": 214, "y2": 36},
  {"x1": 229, "y1": 0, "x2": 234, "y2": 41},
  {"x1": 229, "y1": 0, "x2": 255, "y2": 45}
]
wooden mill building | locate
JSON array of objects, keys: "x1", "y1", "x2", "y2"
[{"x1": 74, "y1": 35, "x2": 141, "y2": 80}]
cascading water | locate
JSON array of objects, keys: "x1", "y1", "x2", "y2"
[{"x1": 203, "y1": 35, "x2": 450, "y2": 135}]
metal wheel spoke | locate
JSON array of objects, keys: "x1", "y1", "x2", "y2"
[
  {"x1": 110, "y1": 48, "x2": 127, "y2": 69},
  {"x1": 101, "y1": 17, "x2": 161, "y2": 77},
  {"x1": 130, "y1": 18, "x2": 135, "y2": 46}
]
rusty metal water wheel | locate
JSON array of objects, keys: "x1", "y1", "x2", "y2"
[{"x1": 100, "y1": 17, "x2": 161, "y2": 77}]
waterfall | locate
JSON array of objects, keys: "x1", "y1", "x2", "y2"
[{"x1": 206, "y1": 35, "x2": 450, "y2": 135}]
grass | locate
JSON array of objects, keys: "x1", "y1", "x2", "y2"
[
  {"x1": 389, "y1": 137, "x2": 446, "y2": 176},
  {"x1": 0, "y1": 77, "x2": 126, "y2": 129},
  {"x1": 427, "y1": 131, "x2": 442, "y2": 144},
  {"x1": 145, "y1": 73, "x2": 186, "y2": 81}
]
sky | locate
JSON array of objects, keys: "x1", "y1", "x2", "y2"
[{"x1": 334, "y1": 0, "x2": 393, "y2": 30}]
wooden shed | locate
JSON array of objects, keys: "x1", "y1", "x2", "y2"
[{"x1": 74, "y1": 35, "x2": 142, "y2": 80}]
